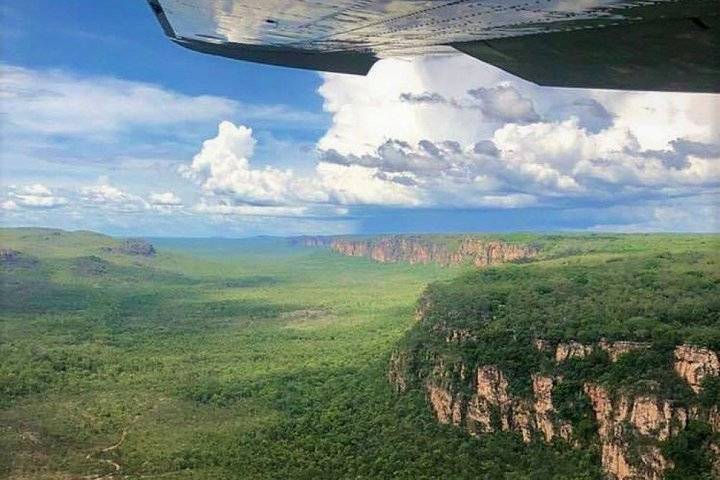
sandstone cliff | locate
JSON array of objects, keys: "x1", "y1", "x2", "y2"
[
  {"x1": 391, "y1": 343, "x2": 720, "y2": 480},
  {"x1": 547, "y1": 340, "x2": 651, "y2": 364},
  {"x1": 417, "y1": 364, "x2": 573, "y2": 444},
  {"x1": 100, "y1": 238, "x2": 155, "y2": 256},
  {"x1": 583, "y1": 383, "x2": 679, "y2": 480},
  {"x1": 674, "y1": 345, "x2": 720, "y2": 394},
  {"x1": 287, "y1": 236, "x2": 334, "y2": 248},
  {"x1": 291, "y1": 235, "x2": 539, "y2": 267},
  {"x1": 332, "y1": 236, "x2": 538, "y2": 267},
  {"x1": 399, "y1": 242, "x2": 719, "y2": 478}
]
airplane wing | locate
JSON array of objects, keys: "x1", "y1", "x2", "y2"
[{"x1": 147, "y1": 0, "x2": 719, "y2": 93}]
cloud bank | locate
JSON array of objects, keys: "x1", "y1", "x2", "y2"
[{"x1": 1, "y1": 56, "x2": 718, "y2": 235}]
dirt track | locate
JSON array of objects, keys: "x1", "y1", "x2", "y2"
[{"x1": 85, "y1": 429, "x2": 127, "y2": 480}]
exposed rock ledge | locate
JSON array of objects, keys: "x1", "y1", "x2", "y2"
[
  {"x1": 0, "y1": 248, "x2": 39, "y2": 268},
  {"x1": 293, "y1": 235, "x2": 540, "y2": 267},
  {"x1": 425, "y1": 365, "x2": 573, "y2": 444},
  {"x1": 100, "y1": 239, "x2": 155, "y2": 256},
  {"x1": 674, "y1": 345, "x2": 720, "y2": 394},
  {"x1": 584, "y1": 382, "x2": 686, "y2": 480},
  {"x1": 394, "y1": 344, "x2": 720, "y2": 480},
  {"x1": 535, "y1": 339, "x2": 651, "y2": 364}
]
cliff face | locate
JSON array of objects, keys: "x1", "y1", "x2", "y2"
[
  {"x1": 100, "y1": 239, "x2": 155, "y2": 256},
  {"x1": 547, "y1": 340, "x2": 651, "y2": 364},
  {"x1": 674, "y1": 345, "x2": 720, "y2": 394},
  {"x1": 399, "y1": 244, "x2": 719, "y2": 478},
  {"x1": 391, "y1": 343, "x2": 720, "y2": 480},
  {"x1": 420, "y1": 365, "x2": 573, "y2": 444},
  {"x1": 287, "y1": 236, "x2": 334, "y2": 248},
  {"x1": 289, "y1": 235, "x2": 539, "y2": 267},
  {"x1": 583, "y1": 383, "x2": 681, "y2": 480},
  {"x1": 328, "y1": 236, "x2": 539, "y2": 267}
]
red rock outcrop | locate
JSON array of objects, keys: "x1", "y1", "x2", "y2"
[
  {"x1": 403, "y1": 340, "x2": 720, "y2": 478},
  {"x1": 425, "y1": 365, "x2": 572, "y2": 444},
  {"x1": 329, "y1": 236, "x2": 539, "y2": 267},
  {"x1": 445, "y1": 328, "x2": 474, "y2": 343},
  {"x1": 599, "y1": 340, "x2": 650, "y2": 363},
  {"x1": 583, "y1": 383, "x2": 685, "y2": 480},
  {"x1": 414, "y1": 343, "x2": 720, "y2": 479},
  {"x1": 674, "y1": 345, "x2": 720, "y2": 393},
  {"x1": 427, "y1": 382, "x2": 458, "y2": 425},
  {"x1": 535, "y1": 339, "x2": 650, "y2": 364},
  {"x1": 555, "y1": 341, "x2": 594, "y2": 363},
  {"x1": 533, "y1": 374, "x2": 564, "y2": 442}
]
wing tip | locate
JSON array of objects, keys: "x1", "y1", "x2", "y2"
[{"x1": 147, "y1": 0, "x2": 176, "y2": 38}]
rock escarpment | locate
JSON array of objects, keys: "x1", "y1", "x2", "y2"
[
  {"x1": 331, "y1": 236, "x2": 539, "y2": 267},
  {"x1": 424, "y1": 366, "x2": 574, "y2": 443},
  {"x1": 291, "y1": 235, "x2": 539, "y2": 267},
  {"x1": 287, "y1": 236, "x2": 333, "y2": 248},
  {"x1": 583, "y1": 383, "x2": 679, "y2": 480},
  {"x1": 674, "y1": 345, "x2": 720, "y2": 394},
  {"x1": 391, "y1": 343, "x2": 720, "y2": 480},
  {"x1": 537, "y1": 339, "x2": 651, "y2": 364},
  {"x1": 100, "y1": 239, "x2": 155, "y2": 256},
  {"x1": 0, "y1": 248, "x2": 39, "y2": 268},
  {"x1": 397, "y1": 246, "x2": 720, "y2": 478}
]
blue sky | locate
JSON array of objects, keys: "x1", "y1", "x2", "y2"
[{"x1": 1, "y1": 1, "x2": 718, "y2": 236}]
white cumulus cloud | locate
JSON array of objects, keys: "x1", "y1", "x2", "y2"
[
  {"x1": 148, "y1": 192, "x2": 183, "y2": 206},
  {"x1": 314, "y1": 55, "x2": 720, "y2": 219},
  {"x1": 77, "y1": 179, "x2": 149, "y2": 212},
  {"x1": 2, "y1": 56, "x2": 718, "y2": 234},
  {"x1": 180, "y1": 121, "x2": 422, "y2": 209},
  {"x1": 3, "y1": 183, "x2": 68, "y2": 209}
]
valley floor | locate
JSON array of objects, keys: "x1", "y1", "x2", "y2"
[{"x1": 2, "y1": 229, "x2": 717, "y2": 479}]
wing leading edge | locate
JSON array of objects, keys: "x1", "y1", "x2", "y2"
[{"x1": 147, "y1": 0, "x2": 719, "y2": 93}]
